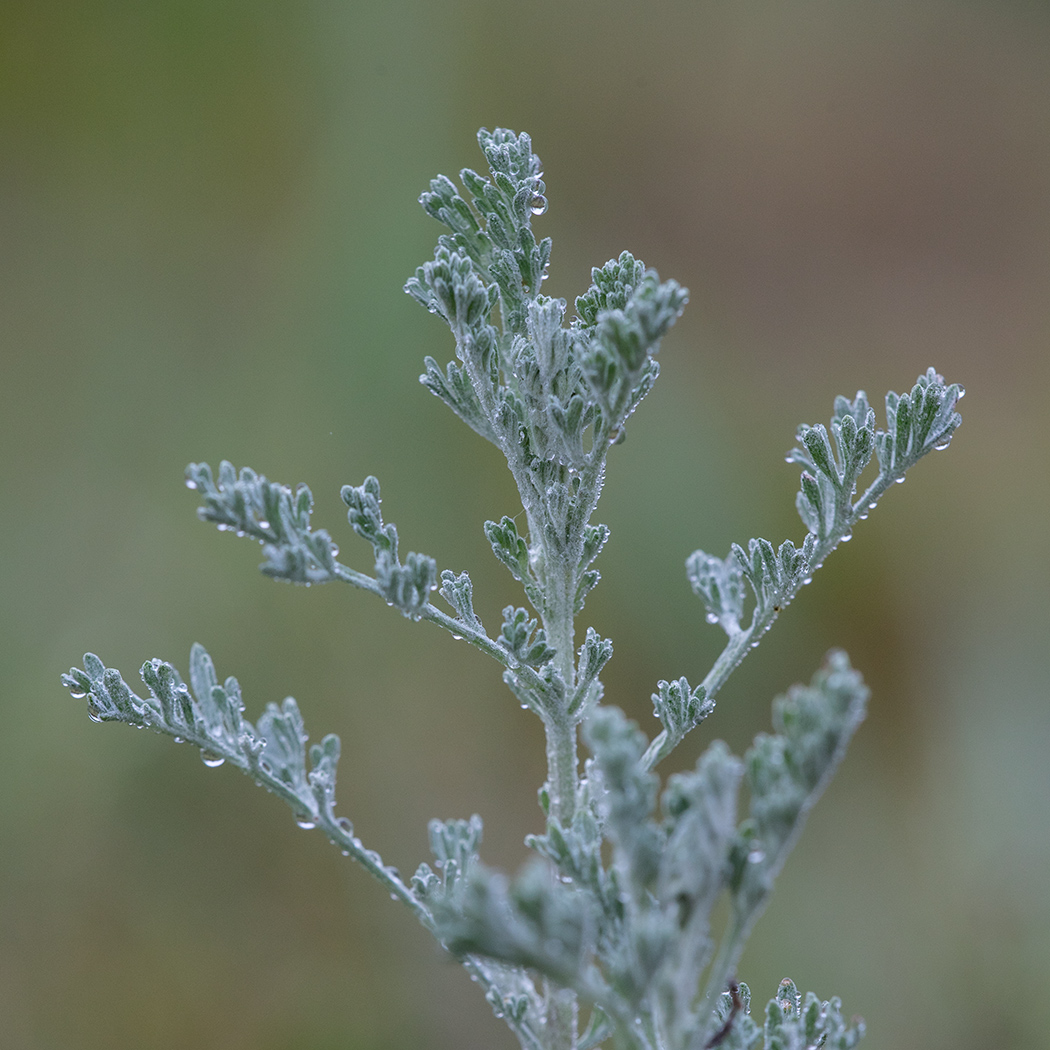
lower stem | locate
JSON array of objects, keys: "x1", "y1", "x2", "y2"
[
  {"x1": 544, "y1": 712, "x2": 579, "y2": 825},
  {"x1": 542, "y1": 565, "x2": 579, "y2": 826}
]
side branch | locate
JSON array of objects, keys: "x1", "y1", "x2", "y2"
[{"x1": 61, "y1": 648, "x2": 429, "y2": 925}]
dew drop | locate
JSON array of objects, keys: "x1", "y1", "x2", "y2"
[
  {"x1": 185, "y1": 478, "x2": 198, "y2": 490},
  {"x1": 520, "y1": 703, "x2": 529, "y2": 710},
  {"x1": 390, "y1": 893, "x2": 399, "y2": 901},
  {"x1": 257, "y1": 519, "x2": 270, "y2": 530},
  {"x1": 841, "y1": 533, "x2": 853, "y2": 542},
  {"x1": 336, "y1": 817, "x2": 354, "y2": 834},
  {"x1": 172, "y1": 736, "x2": 184, "y2": 744},
  {"x1": 295, "y1": 813, "x2": 317, "y2": 830},
  {"x1": 200, "y1": 751, "x2": 225, "y2": 768},
  {"x1": 69, "y1": 689, "x2": 86, "y2": 700},
  {"x1": 330, "y1": 544, "x2": 339, "y2": 556},
  {"x1": 705, "y1": 613, "x2": 719, "y2": 625},
  {"x1": 933, "y1": 439, "x2": 951, "y2": 451},
  {"x1": 86, "y1": 704, "x2": 103, "y2": 723},
  {"x1": 216, "y1": 523, "x2": 229, "y2": 532},
  {"x1": 801, "y1": 577, "x2": 812, "y2": 586},
  {"x1": 858, "y1": 512, "x2": 869, "y2": 520},
  {"x1": 451, "y1": 634, "x2": 463, "y2": 641},
  {"x1": 748, "y1": 849, "x2": 766, "y2": 864},
  {"x1": 529, "y1": 194, "x2": 548, "y2": 215},
  {"x1": 868, "y1": 502, "x2": 877, "y2": 510},
  {"x1": 895, "y1": 476, "x2": 906, "y2": 484}
]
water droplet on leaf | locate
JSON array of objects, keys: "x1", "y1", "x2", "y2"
[
  {"x1": 529, "y1": 195, "x2": 548, "y2": 215},
  {"x1": 295, "y1": 813, "x2": 316, "y2": 830},
  {"x1": 201, "y1": 751, "x2": 225, "y2": 767},
  {"x1": 705, "y1": 613, "x2": 719, "y2": 625},
  {"x1": 185, "y1": 479, "x2": 197, "y2": 490}
]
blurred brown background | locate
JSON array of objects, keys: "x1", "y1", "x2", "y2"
[{"x1": 2, "y1": 1, "x2": 1048, "y2": 1047}]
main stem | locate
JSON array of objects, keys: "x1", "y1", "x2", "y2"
[
  {"x1": 542, "y1": 554, "x2": 579, "y2": 828},
  {"x1": 537, "y1": 447, "x2": 608, "y2": 828},
  {"x1": 534, "y1": 490, "x2": 585, "y2": 1050}
]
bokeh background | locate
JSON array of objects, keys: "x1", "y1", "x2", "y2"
[{"x1": 3, "y1": 1, "x2": 1048, "y2": 1047}]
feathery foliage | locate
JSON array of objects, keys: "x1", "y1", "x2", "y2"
[{"x1": 64, "y1": 129, "x2": 962, "y2": 1050}]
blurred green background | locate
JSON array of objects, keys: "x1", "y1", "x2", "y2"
[{"x1": 3, "y1": 1, "x2": 1048, "y2": 1047}]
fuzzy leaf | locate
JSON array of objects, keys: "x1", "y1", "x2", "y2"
[
  {"x1": 484, "y1": 516, "x2": 532, "y2": 583},
  {"x1": 341, "y1": 475, "x2": 398, "y2": 556},
  {"x1": 374, "y1": 548, "x2": 437, "y2": 620},
  {"x1": 686, "y1": 549, "x2": 747, "y2": 633},
  {"x1": 187, "y1": 461, "x2": 341, "y2": 584},
  {"x1": 438, "y1": 569, "x2": 483, "y2": 633},
  {"x1": 498, "y1": 606, "x2": 556, "y2": 668},
  {"x1": 652, "y1": 677, "x2": 714, "y2": 742},
  {"x1": 569, "y1": 627, "x2": 613, "y2": 716}
]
